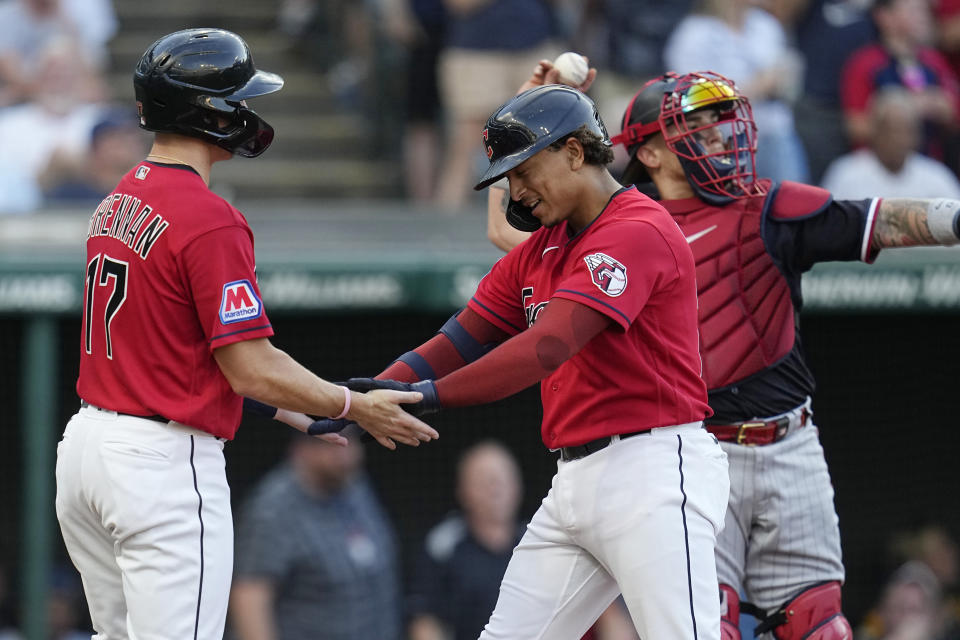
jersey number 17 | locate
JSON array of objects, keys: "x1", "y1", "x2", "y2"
[{"x1": 84, "y1": 253, "x2": 129, "y2": 360}]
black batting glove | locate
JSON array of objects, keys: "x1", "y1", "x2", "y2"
[
  {"x1": 341, "y1": 378, "x2": 440, "y2": 417},
  {"x1": 307, "y1": 417, "x2": 354, "y2": 435}
]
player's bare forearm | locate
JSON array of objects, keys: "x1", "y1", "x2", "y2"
[
  {"x1": 215, "y1": 338, "x2": 438, "y2": 448},
  {"x1": 487, "y1": 186, "x2": 531, "y2": 252},
  {"x1": 215, "y1": 339, "x2": 347, "y2": 416},
  {"x1": 872, "y1": 198, "x2": 960, "y2": 249}
]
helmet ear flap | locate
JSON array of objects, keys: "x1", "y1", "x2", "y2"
[{"x1": 506, "y1": 199, "x2": 542, "y2": 232}]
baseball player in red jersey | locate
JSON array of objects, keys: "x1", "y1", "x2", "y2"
[
  {"x1": 488, "y1": 68, "x2": 960, "y2": 640},
  {"x1": 54, "y1": 28, "x2": 437, "y2": 640},
  {"x1": 316, "y1": 84, "x2": 730, "y2": 639}
]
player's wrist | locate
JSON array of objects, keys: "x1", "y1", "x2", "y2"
[
  {"x1": 332, "y1": 385, "x2": 352, "y2": 420},
  {"x1": 926, "y1": 198, "x2": 960, "y2": 244},
  {"x1": 410, "y1": 379, "x2": 441, "y2": 415}
]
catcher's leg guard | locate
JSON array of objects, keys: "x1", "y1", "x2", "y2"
[
  {"x1": 720, "y1": 584, "x2": 741, "y2": 640},
  {"x1": 757, "y1": 581, "x2": 853, "y2": 640}
]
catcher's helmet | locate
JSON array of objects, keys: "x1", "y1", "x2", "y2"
[
  {"x1": 611, "y1": 71, "x2": 763, "y2": 204},
  {"x1": 474, "y1": 84, "x2": 611, "y2": 231},
  {"x1": 134, "y1": 28, "x2": 284, "y2": 158}
]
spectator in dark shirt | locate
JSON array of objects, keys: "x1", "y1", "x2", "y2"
[
  {"x1": 407, "y1": 440, "x2": 525, "y2": 640},
  {"x1": 230, "y1": 435, "x2": 401, "y2": 640},
  {"x1": 790, "y1": 0, "x2": 877, "y2": 183},
  {"x1": 43, "y1": 109, "x2": 149, "y2": 205}
]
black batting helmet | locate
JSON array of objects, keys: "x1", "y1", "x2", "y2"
[
  {"x1": 474, "y1": 85, "x2": 610, "y2": 231},
  {"x1": 134, "y1": 28, "x2": 284, "y2": 158},
  {"x1": 612, "y1": 71, "x2": 763, "y2": 204}
]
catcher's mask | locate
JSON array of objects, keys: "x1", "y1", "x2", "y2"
[
  {"x1": 134, "y1": 28, "x2": 284, "y2": 158},
  {"x1": 474, "y1": 84, "x2": 611, "y2": 231},
  {"x1": 611, "y1": 71, "x2": 763, "y2": 204}
]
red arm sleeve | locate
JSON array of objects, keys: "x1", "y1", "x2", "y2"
[
  {"x1": 378, "y1": 307, "x2": 511, "y2": 381},
  {"x1": 433, "y1": 298, "x2": 613, "y2": 407}
]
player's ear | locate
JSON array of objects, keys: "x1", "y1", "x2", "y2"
[
  {"x1": 564, "y1": 136, "x2": 585, "y2": 170},
  {"x1": 636, "y1": 142, "x2": 660, "y2": 173}
]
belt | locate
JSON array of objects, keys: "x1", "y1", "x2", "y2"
[
  {"x1": 706, "y1": 406, "x2": 810, "y2": 446},
  {"x1": 559, "y1": 430, "x2": 648, "y2": 462},
  {"x1": 80, "y1": 401, "x2": 169, "y2": 425}
]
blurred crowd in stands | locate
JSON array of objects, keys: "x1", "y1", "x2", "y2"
[
  {"x1": 4, "y1": 0, "x2": 960, "y2": 214},
  {"x1": 277, "y1": 0, "x2": 960, "y2": 209},
  {"x1": 0, "y1": 0, "x2": 149, "y2": 214}
]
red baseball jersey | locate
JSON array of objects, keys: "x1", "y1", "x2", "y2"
[
  {"x1": 468, "y1": 187, "x2": 711, "y2": 449},
  {"x1": 76, "y1": 161, "x2": 274, "y2": 439}
]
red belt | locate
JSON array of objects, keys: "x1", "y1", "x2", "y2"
[{"x1": 706, "y1": 408, "x2": 809, "y2": 446}]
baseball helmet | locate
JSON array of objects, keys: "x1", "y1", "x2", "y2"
[
  {"x1": 474, "y1": 85, "x2": 611, "y2": 231},
  {"x1": 134, "y1": 28, "x2": 284, "y2": 157},
  {"x1": 611, "y1": 71, "x2": 763, "y2": 204}
]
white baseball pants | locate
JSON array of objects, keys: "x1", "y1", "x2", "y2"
[
  {"x1": 55, "y1": 405, "x2": 232, "y2": 640},
  {"x1": 480, "y1": 423, "x2": 730, "y2": 640}
]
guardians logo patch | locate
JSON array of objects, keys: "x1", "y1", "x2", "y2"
[{"x1": 584, "y1": 252, "x2": 627, "y2": 297}]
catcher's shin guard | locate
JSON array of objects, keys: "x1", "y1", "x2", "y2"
[
  {"x1": 755, "y1": 581, "x2": 852, "y2": 640},
  {"x1": 720, "y1": 584, "x2": 742, "y2": 640}
]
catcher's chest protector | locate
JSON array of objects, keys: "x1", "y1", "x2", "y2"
[{"x1": 672, "y1": 193, "x2": 795, "y2": 390}]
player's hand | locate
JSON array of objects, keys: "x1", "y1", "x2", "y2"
[
  {"x1": 345, "y1": 385, "x2": 440, "y2": 450},
  {"x1": 342, "y1": 378, "x2": 440, "y2": 416},
  {"x1": 517, "y1": 58, "x2": 597, "y2": 95}
]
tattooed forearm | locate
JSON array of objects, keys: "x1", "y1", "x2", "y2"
[{"x1": 872, "y1": 199, "x2": 939, "y2": 248}]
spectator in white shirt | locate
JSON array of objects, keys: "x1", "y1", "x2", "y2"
[{"x1": 821, "y1": 87, "x2": 960, "y2": 199}]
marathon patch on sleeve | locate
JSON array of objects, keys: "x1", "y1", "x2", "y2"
[
  {"x1": 584, "y1": 252, "x2": 628, "y2": 297},
  {"x1": 219, "y1": 279, "x2": 263, "y2": 324}
]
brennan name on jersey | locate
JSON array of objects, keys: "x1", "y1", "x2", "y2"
[{"x1": 86, "y1": 192, "x2": 169, "y2": 260}]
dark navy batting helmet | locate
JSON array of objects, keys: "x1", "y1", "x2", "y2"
[
  {"x1": 474, "y1": 85, "x2": 611, "y2": 230},
  {"x1": 612, "y1": 71, "x2": 763, "y2": 204},
  {"x1": 134, "y1": 28, "x2": 284, "y2": 157}
]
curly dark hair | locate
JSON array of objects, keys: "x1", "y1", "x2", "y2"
[{"x1": 547, "y1": 125, "x2": 614, "y2": 165}]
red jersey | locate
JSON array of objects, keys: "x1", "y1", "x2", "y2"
[
  {"x1": 468, "y1": 187, "x2": 710, "y2": 449},
  {"x1": 76, "y1": 161, "x2": 274, "y2": 439}
]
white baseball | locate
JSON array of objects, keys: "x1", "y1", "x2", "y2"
[{"x1": 552, "y1": 52, "x2": 589, "y2": 86}]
